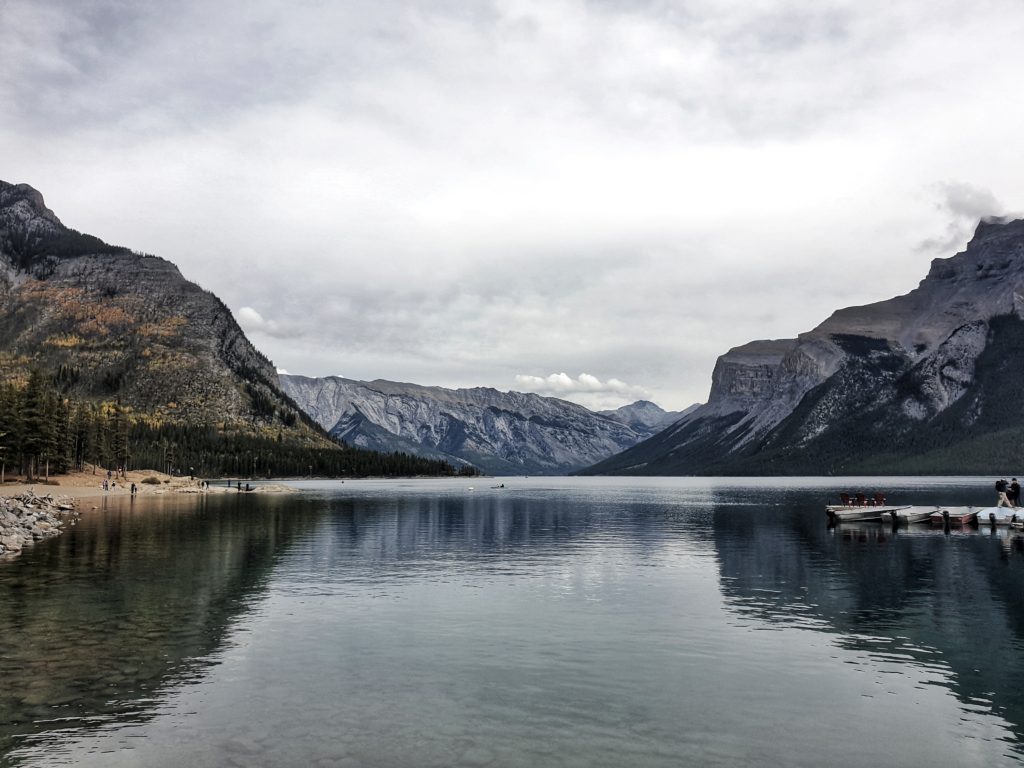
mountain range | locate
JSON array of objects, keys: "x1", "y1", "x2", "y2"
[
  {"x1": 279, "y1": 374, "x2": 686, "y2": 474},
  {"x1": 586, "y1": 217, "x2": 1024, "y2": 475},
  {"x1": 9, "y1": 177, "x2": 1021, "y2": 478}
]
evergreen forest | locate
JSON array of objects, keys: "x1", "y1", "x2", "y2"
[{"x1": 0, "y1": 370, "x2": 478, "y2": 481}]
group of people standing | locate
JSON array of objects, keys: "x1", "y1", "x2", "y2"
[
  {"x1": 101, "y1": 469, "x2": 137, "y2": 495},
  {"x1": 996, "y1": 478, "x2": 1020, "y2": 507}
]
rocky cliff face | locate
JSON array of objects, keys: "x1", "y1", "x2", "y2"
[
  {"x1": 279, "y1": 375, "x2": 671, "y2": 474},
  {"x1": 587, "y1": 217, "x2": 1024, "y2": 475},
  {"x1": 0, "y1": 180, "x2": 322, "y2": 442}
]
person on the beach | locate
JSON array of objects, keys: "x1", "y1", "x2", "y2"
[
  {"x1": 1011, "y1": 478, "x2": 1020, "y2": 508},
  {"x1": 997, "y1": 478, "x2": 1013, "y2": 507}
]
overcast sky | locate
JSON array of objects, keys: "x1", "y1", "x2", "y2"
[{"x1": 3, "y1": 0, "x2": 1024, "y2": 410}]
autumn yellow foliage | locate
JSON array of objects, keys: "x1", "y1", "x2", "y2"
[{"x1": 45, "y1": 334, "x2": 83, "y2": 348}]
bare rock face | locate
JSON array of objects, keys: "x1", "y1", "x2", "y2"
[
  {"x1": 900, "y1": 321, "x2": 989, "y2": 421},
  {"x1": 808, "y1": 218, "x2": 1024, "y2": 353},
  {"x1": 588, "y1": 218, "x2": 1024, "y2": 475},
  {"x1": 279, "y1": 375, "x2": 670, "y2": 475},
  {"x1": 704, "y1": 339, "x2": 798, "y2": 416}
]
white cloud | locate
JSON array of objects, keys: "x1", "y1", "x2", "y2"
[
  {"x1": 235, "y1": 306, "x2": 293, "y2": 339},
  {"x1": 514, "y1": 372, "x2": 650, "y2": 410},
  {"x1": 237, "y1": 306, "x2": 267, "y2": 330}
]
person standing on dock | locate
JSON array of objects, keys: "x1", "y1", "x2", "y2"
[
  {"x1": 997, "y1": 478, "x2": 1013, "y2": 507},
  {"x1": 1011, "y1": 478, "x2": 1021, "y2": 508}
]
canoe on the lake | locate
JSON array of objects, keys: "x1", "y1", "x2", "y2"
[
  {"x1": 826, "y1": 505, "x2": 910, "y2": 523},
  {"x1": 928, "y1": 506, "x2": 977, "y2": 526},
  {"x1": 974, "y1": 507, "x2": 1020, "y2": 527},
  {"x1": 885, "y1": 506, "x2": 935, "y2": 525}
]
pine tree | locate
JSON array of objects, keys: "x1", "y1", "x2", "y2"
[
  {"x1": 112, "y1": 402, "x2": 129, "y2": 475},
  {"x1": 0, "y1": 384, "x2": 21, "y2": 483},
  {"x1": 21, "y1": 370, "x2": 58, "y2": 480}
]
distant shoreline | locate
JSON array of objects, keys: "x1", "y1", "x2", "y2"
[{"x1": 0, "y1": 468, "x2": 299, "y2": 502}]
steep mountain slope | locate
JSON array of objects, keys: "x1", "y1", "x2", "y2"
[
  {"x1": 0, "y1": 180, "x2": 325, "y2": 444},
  {"x1": 586, "y1": 218, "x2": 1024, "y2": 475},
  {"x1": 279, "y1": 375, "x2": 666, "y2": 474}
]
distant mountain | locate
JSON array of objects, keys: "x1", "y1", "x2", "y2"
[
  {"x1": 279, "y1": 375, "x2": 677, "y2": 474},
  {"x1": 599, "y1": 400, "x2": 694, "y2": 432},
  {"x1": 586, "y1": 218, "x2": 1024, "y2": 475}
]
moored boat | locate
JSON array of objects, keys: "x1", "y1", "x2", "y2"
[
  {"x1": 885, "y1": 506, "x2": 934, "y2": 525},
  {"x1": 826, "y1": 504, "x2": 910, "y2": 523},
  {"x1": 928, "y1": 506, "x2": 977, "y2": 527},
  {"x1": 974, "y1": 507, "x2": 1020, "y2": 527}
]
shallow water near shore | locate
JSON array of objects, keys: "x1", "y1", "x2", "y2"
[{"x1": 2, "y1": 476, "x2": 1024, "y2": 767}]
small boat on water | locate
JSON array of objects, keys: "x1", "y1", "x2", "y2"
[
  {"x1": 885, "y1": 506, "x2": 935, "y2": 525},
  {"x1": 826, "y1": 504, "x2": 911, "y2": 523},
  {"x1": 974, "y1": 507, "x2": 1020, "y2": 527},
  {"x1": 928, "y1": 506, "x2": 977, "y2": 527}
]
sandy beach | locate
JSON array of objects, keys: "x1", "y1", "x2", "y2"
[{"x1": 0, "y1": 468, "x2": 298, "y2": 502}]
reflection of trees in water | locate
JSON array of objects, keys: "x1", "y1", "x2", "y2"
[
  {"x1": 711, "y1": 501, "x2": 1024, "y2": 747},
  {"x1": 0, "y1": 493, "x2": 317, "y2": 759},
  {"x1": 0, "y1": 488, "x2": 697, "y2": 760}
]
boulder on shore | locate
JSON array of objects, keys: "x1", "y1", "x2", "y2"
[{"x1": 0, "y1": 491, "x2": 80, "y2": 557}]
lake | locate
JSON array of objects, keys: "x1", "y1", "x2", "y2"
[{"x1": 2, "y1": 476, "x2": 1024, "y2": 767}]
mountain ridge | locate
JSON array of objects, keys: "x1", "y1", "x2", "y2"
[
  {"x1": 280, "y1": 374, "x2": 682, "y2": 474},
  {"x1": 585, "y1": 217, "x2": 1024, "y2": 475}
]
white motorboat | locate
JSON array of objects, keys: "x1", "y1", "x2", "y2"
[
  {"x1": 974, "y1": 507, "x2": 1020, "y2": 527},
  {"x1": 884, "y1": 506, "x2": 935, "y2": 525},
  {"x1": 826, "y1": 504, "x2": 911, "y2": 523}
]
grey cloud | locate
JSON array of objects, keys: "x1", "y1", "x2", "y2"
[
  {"x1": 917, "y1": 181, "x2": 1008, "y2": 254},
  {"x1": 5, "y1": 0, "x2": 1024, "y2": 411},
  {"x1": 2, "y1": 0, "x2": 997, "y2": 144}
]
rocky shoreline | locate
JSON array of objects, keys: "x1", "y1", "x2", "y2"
[{"x1": 0, "y1": 491, "x2": 80, "y2": 558}]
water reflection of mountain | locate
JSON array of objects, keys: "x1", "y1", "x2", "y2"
[
  {"x1": 304, "y1": 494, "x2": 654, "y2": 565},
  {"x1": 711, "y1": 501, "x2": 1024, "y2": 745},
  {"x1": 293, "y1": 490, "x2": 707, "y2": 578},
  {"x1": 0, "y1": 494, "x2": 316, "y2": 761}
]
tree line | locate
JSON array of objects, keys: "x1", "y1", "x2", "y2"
[{"x1": 0, "y1": 371, "x2": 479, "y2": 481}]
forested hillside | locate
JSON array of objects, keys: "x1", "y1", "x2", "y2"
[{"x1": 0, "y1": 181, "x2": 470, "y2": 479}]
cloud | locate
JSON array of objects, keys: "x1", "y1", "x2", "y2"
[
  {"x1": 915, "y1": 181, "x2": 1009, "y2": 253},
  {"x1": 235, "y1": 306, "x2": 293, "y2": 339},
  {"x1": 514, "y1": 372, "x2": 650, "y2": 410},
  {"x1": 5, "y1": 1, "x2": 1024, "y2": 410}
]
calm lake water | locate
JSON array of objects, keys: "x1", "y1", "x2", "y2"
[{"x1": 3, "y1": 476, "x2": 1024, "y2": 767}]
